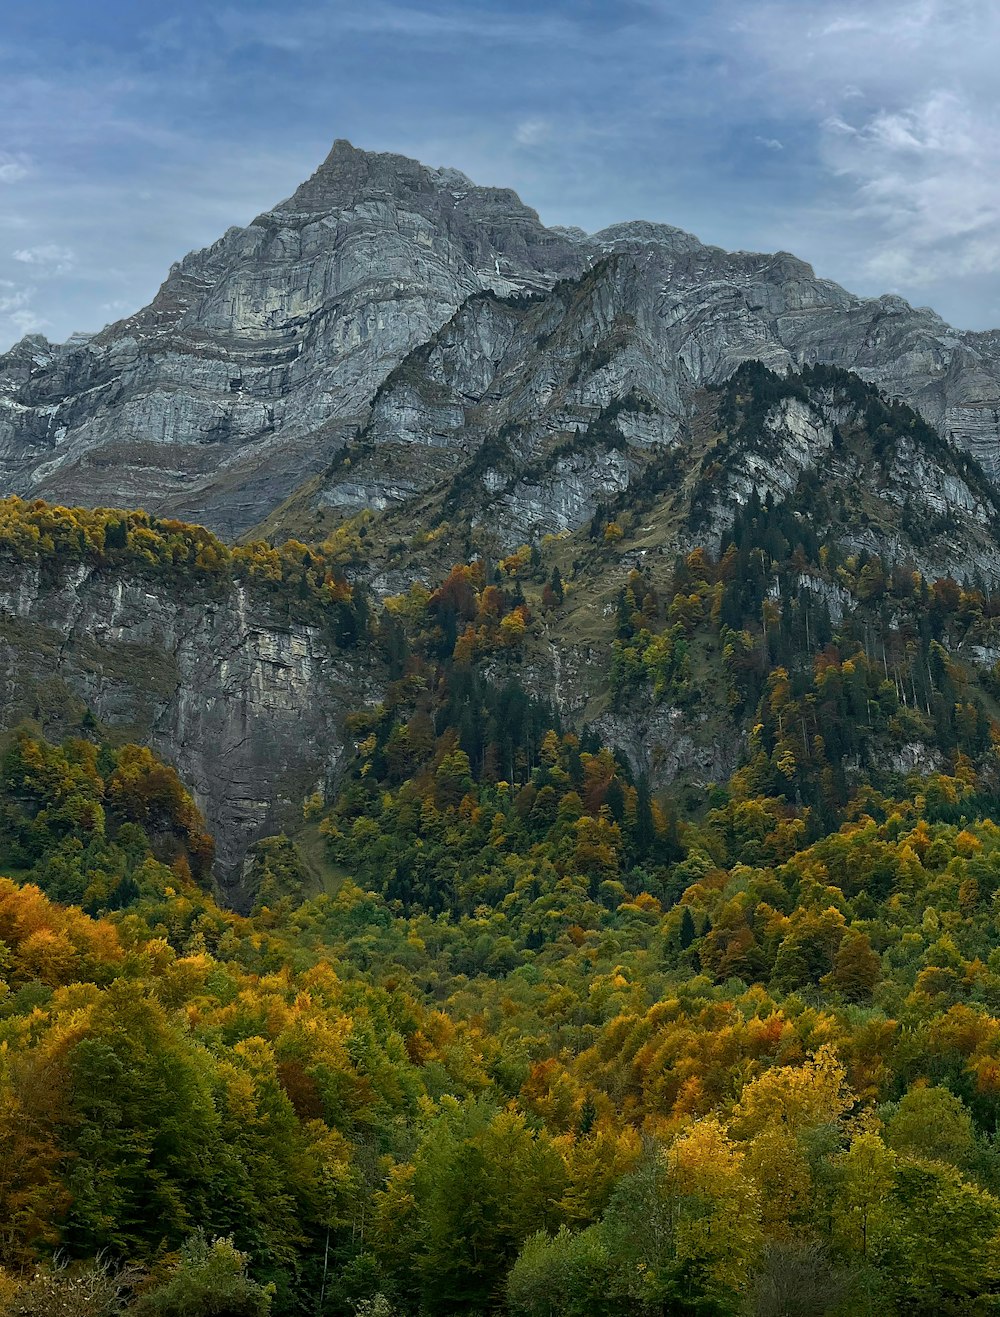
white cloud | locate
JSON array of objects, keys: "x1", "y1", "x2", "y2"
[
  {"x1": 0, "y1": 287, "x2": 31, "y2": 314},
  {"x1": 821, "y1": 91, "x2": 1000, "y2": 281},
  {"x1": 213, "y1": 2, "x2": 576, "y2": 50},
  {"x1": 0, "y1": 153, "x2": 29, "y2": 184},
  {"x1": 12, "y1": 244, "x2": 76, "y2": 274},
  {"x1": 7, "y1": 308, "x2": 48, "y2": 336},
  {"x1": 0, "y1": 282, "x2": 47, "y2": 341},
  {"x1": 514, "y1": 119, "x2": 552, "y2": 148},
  {"x1": 726, "y1": 0, "x2": 1000, "y2": 315}
]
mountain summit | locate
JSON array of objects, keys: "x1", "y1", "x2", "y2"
[{"x1": 0, "y1": 140, "x2": 999, "y2": 539}]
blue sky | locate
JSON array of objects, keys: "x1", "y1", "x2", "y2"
[{"x1": 1, "y1": 0, "x2": 998, "y2": 348}]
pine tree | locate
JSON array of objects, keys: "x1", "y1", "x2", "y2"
[{"x1": 679, "y1": 907, "x2": 696, "y2": 949}]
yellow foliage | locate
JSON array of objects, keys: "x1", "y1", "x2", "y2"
[
  {"x1": 732, "y1": 1044, "x2": 854, "y2": 1138},
  {"x1": 666, "y1": 1117, "x2": 762, "y2": 1296}
]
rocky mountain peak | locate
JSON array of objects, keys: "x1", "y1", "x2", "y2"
[
  {"x1": 271, "y1": 138, "x2": 559, "y2": 252},
  {"x1": 1, "y1": 139, "x2": 1000, "y2": 539},
  {"x1": 274, "y1": 137, "x2": 444, "y2": 216},
  {"x1": 590, "y1": 219, "x2": 704, "y2": 256}
]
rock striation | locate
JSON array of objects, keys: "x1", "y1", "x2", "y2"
[{"x1": 0, "y1": 142, "x2": 586, "y2": 536}]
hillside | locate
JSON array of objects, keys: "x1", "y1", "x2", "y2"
[
  {"x1": 2, "y1": 363, "x2": 999, "y2": 900},
  {"x1": 6, "y1": 489, "x2": 1000, "y2": 1310},
  {"x1": 0, "y1": 370, "x2": 1000, "y2": 1307}
]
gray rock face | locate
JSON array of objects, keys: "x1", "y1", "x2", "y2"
[
  {"x1": 326, "y1": 235, "x2": 1000, "y2": 545},
  {"x1": 0, "y1": 556, "x2": 377, "y2": 894},
  {"x1": 324, "y1": 258, "x2": 692, "y2": 542},
  {"x1": 685, "y1": 386, "x2": 1000, "y2": 582},
  {"x1": 593, "y1": 704, "x2": 739, "y2": 788},
  {"x1": 0, "y1": 142, "x2": 586, "y2": 536},
  {"x1": 334, "y1": 252, "x2": 1000, "y2": 562},
  {"x1": 2, "y1": 140, "x2": 1000, "y2": 541}
]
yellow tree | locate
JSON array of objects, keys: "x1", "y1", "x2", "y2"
[
  {"x1": 732, "y1": 1044, "x2": 854, "y2": 1140},
  {"x1": 666, "y1": 1117, "x2": 762, "y2": 1302}
]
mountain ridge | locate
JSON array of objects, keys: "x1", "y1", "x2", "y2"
[{"x1": 2, "y1": 138, "x2": 1000, "y2": 543}]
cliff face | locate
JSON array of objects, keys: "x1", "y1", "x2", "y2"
[
  {"x1": 1, "y1": 141, "x2": 1000, "y2": 544},
  {"x1": 322, "y1": 246, "x2": 1000, "y2": 551},
  {"x1": 0, "y1": 557, "x2": 377, "y2": 895}
]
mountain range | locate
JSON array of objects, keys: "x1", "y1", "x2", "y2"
[{"x1": 2, "y1": 138, "x2": 1000, "y2": 543}]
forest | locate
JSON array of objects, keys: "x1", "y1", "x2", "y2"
[{"x1": 6, "y1": 379, "x2": 1000, "y2": 1313}]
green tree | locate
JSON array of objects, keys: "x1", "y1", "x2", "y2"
[
  {"x1": 885, "y1": 1085, "x2": 975, "y2": 1167},
  {"x1": 877, "y1": 1161, "x2": 1000, "y2": 1311},
  {"x1": 507, "y1": 1226, "x2": 614, "y2": 1317},
  {"x1": 131, "y1": 1234, "x2": 272, "y2": 1316},
  {"x1": 832, "y1": 1130, "x2": 896, "y2": 1261},
  {"x1": 826, "y1": 929, "x2": 881, "y2": 1001},
  {"x1": 377, "y1": 1099, "x2": 566, "y2": 1313},
  {"x1": 62, "y1": 986, "x2": 222, "y2": 1258}
]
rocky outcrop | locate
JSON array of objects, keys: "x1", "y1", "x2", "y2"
[
  {"x1": 0, "y1": 557, "x2": 379, "y2": 893},
  {"x1": 682, "y1": 378, "x2": 1000, "y2": 583},
  {"x1": 593, "y1": 704, "x2": 740, "y2": 787}
]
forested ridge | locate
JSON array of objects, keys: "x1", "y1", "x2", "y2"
[{"x1": 8, "y1": 370, "x2": 1000, "y2": 1314}]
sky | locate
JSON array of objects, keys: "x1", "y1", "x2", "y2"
[{"x1": 1, "y1": 0, "x2": 998, "y2": 349}]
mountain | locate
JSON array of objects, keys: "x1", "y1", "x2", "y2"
[
  {"x1": 4, "y1": 140, "x2": 1000, "y2": 883},
  {"x1": 0, "y1": 141, "x2": 586, "y2": 537},
  {"x1": 10, "y1": 143, "x2": 1000, "y2": 1317},
  {"x1": 2, "y1": 140, "x2": 1000, "y2": 542}
]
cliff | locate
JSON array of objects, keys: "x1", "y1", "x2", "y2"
[{"x1": 0, "y1": 552, "x2": 378, "y2": 897}]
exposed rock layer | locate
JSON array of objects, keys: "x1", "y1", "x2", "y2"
[{"x1": 0, "y1": 142, "x2": 585, "y2": 536}]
